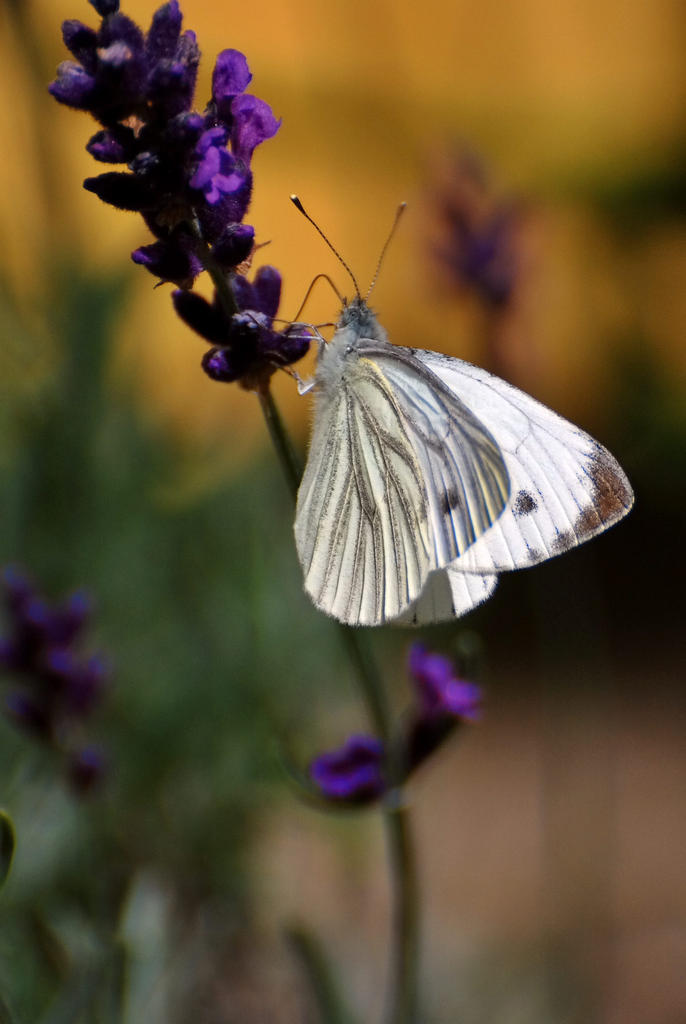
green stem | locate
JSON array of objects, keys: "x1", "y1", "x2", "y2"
[
  {"x1": 385, "y1": 804, "x2": 419, "y2": 1024},
  {"x1": 257, "y1": 388, "x2": 301, "y2": 503},
  {"x1": 256, "y1": 385, "x2": 419, "y2": 1022}
]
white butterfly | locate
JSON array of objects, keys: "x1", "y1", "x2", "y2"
[{"x1": 294, "y1": 295, "x2": 634, "y2": 627}]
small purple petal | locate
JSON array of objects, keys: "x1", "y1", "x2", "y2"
[
  {"x1": 212, "y1": 49, "x2": 252, "y2": 121},
  {"x1": 230, "y1": 95, "x2": 280, "y2": 163},
  {"x1": 190, "y1": 140, "x2": 245, "y2": 205},
  {"x1": 409, "y1": 644, "x2": 483, "y2": 721}
]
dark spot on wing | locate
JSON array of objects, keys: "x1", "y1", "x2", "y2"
[
  {"x1": 575, "y1": 448, "x2": 634, "y2": 539},
  {"x1": 552, "y1": 529, "x2": 574, "y2": 554},
  {"x1": 527, "y1": 547, "x2": 543, "y2": 564},
  {"x1": 440, "y1": 487, "x2": 463, "y2": 515},
  {"x1": 513, "y1": 490, "x2": 537, "y2": 517}
]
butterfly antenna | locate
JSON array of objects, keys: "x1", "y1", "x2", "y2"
[
  {"x1": 290, "y1": 195, "x2": 361, "y2": 298},
  {"x1": 365, "y1": 202, "x2": 406, "y2": 300}
]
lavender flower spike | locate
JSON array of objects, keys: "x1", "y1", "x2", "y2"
[{"x1": 50, "y1": 0, "x2": 308, "y2": 388}]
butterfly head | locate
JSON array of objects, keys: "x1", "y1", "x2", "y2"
[{"x1": 336, "y1": 296, "x2": 387, "y2": 343}]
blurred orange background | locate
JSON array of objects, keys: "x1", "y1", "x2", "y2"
[{"x1": 2, "y1": 0, "x2": 685, "y2": 469}]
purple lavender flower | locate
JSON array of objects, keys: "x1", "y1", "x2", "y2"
[
  {"x1": 408, "y1": 644, "x2": 482, "y2": 722},
  {"x1": 0, "y1": 567, "x2": 110, "y2": 793},
  {"x1": 310, "y1": 735, "x2": 386, "y2": 804},
  {"x1": 404, "y1": 644, "x2": 482, "y2": 772},
  {"x1": 50, "y1": 0, "x2": 304, "y2": 387},
  {"x1": 175, "y1": 265, "x2": 310, "y2": 390}
]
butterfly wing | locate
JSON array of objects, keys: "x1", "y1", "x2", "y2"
[
  {"x1": 295, "y1": 345, "x2": 510, "y2": 625},
  {"x1": 397, "y1": 567, "x2": 499, "y2": 626},
  {"x1": 408, "y1": 349, "x2": 634, "y2": 575}
]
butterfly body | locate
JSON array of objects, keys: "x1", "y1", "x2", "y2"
[{"x1": 295, "y1": 298, "x2": 633, "y2": 627}]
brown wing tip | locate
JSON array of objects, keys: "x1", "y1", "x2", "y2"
[{"x1": 576, "y1": 447, "x2": 634, "y2": 539}]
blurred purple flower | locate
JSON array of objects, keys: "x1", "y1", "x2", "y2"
[
  {"x1": 404, "y1": 644, "x2": 482, "y2": 772},
  {"x1": 310, "y1": 735, "x2": 386, "y2": 804},
  {"x1": 434, "y1": 150, "x2": 522, "y2": 309},
  {"x1": 408, "y1": 644, "x2": 482, "y2": 722},
  {"x1": 0, "y1": 566, "x2": 110, "y2": 794}
]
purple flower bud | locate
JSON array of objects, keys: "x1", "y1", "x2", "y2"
[
  {"x1": 87, "y1": 126, "x2": 136, "y2": 163},
  {"x1": 173, "y1": 290, "x2": 231, "y2": 342},
  {"x1": 145, "y1": 0, "x2": 182, "y2": 63},
  {"x1": 89, "y1": 0, "x2": 119, "y2": 15},
  {"x1": 201, "y1": 346, "x2": 239, "y2": 383},
  {"x1": 250, "y1": 264, "x2": 282, "y2": 319},
  {"x1": 275, "y1": 325, "x2": 311, "y2": 366},
  {"x1": 49, "y1": 61, "x2": 96, "y2": 109},
  {"x1": 133, "y1": 233, "x2": 203, "y2": 285},
  {"x1": 62, "y1": 20, "x2": 98, "y2": 71},
  {"x1": 310, "y1": 735, "x2": 386, "y2": 803},
  {"x1": 98, "y1": 12, "x2": 145, "y2": 55},
  {"x1": 212, "y1": 223, "x2": 254, "y2": 269},
  {"x1": 83, "y1": 172, "x2": 157, "y2": 211},
  {"x1": 147, "y1": 58, "x2": 196, "y2": 117}
]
